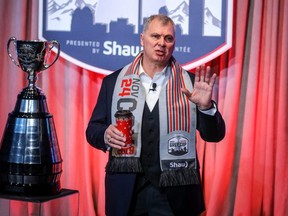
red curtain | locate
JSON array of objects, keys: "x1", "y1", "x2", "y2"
[{"x1": 0, "y1": 1, "x2": 287, "y2": 215}]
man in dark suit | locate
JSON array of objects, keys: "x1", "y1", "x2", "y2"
[{"x1": 86, "y1": 14, "x2": 225, "y2": 216}]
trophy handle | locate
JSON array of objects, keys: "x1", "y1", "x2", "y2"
[
  {"x1": 43, "y1": 40, "x2": 60, "y2": 70},
  {"x1": 7, "y1": 37, "x2": 20, "y2": 68}
]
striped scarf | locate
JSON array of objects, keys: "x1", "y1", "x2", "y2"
[{"x1": 106, "y1": 52, "x2": 199, "y2": 186}]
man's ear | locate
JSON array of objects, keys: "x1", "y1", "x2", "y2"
[{"x1": 140, "y1": 33, "x2": 144, "y2": 46}]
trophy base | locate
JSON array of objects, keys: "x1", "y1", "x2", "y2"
[{"x1": 0, "y1": 162, "x2": 62, "y2": 196}]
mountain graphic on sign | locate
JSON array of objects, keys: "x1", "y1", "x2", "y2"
[{"x1": 168, "y1": 1, "x2": 189, "y2": 34}]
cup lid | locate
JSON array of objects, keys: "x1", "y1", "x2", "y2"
[{"x1": 114, "y1": 110, "x2": 132, "y2": 118}]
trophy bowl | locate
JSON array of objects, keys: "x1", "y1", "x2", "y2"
[{"x1": 7, "y1": 37, "x2": 60, "y2": 88}]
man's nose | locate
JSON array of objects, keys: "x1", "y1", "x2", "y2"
[{"x1": 158, "y1": 37, "x2": 166, "y2": 46}]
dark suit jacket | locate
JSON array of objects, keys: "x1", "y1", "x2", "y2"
[{"x1": 86, "y1": 69, "x2": 225, "y2": 216}]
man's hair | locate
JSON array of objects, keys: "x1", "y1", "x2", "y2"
[{"x1": 142, "y1": 14, "x2": 175, "y2": 33}]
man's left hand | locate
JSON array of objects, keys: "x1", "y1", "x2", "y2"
[{"x1": 181, "y1": 64, "x2": 216, "y2": 110}]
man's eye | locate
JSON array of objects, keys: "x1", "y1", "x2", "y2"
[
  {"x1": 165, "y1": 36, "x2": 174, "y2": 43},
  {"x1": 151, "y1": 34, "x2": 161, "y2": 39}
]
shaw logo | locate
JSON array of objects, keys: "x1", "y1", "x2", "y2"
[
  {"x1": 170, "y1": 161, "x2": 189, "y2": 168},
  {"x1": 38, "y1": 0, "x2": 233, "y2": 74}
]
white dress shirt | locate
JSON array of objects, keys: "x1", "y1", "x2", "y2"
[{"x1": 139, "y1": 64, "x2": 169, "y2": 111}]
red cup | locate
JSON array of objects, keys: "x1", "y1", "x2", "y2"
[{"x1": 114, "y1": 110, "x2": 133, "y2": 147}]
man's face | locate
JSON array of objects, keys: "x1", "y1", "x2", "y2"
[{"x1": 140, "y1": 19, "x2": 175, "y2": 66}]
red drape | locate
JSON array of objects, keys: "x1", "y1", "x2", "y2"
[{"x1": 0, "y1": 0, "x2": 287, "y2": 215}]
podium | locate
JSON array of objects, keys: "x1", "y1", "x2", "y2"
[{"x1": 0, "y1": 189, "x2": 79, "y2": 216}]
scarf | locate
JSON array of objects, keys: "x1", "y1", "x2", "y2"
[{"x1": 106, "y1": 52, "x2": 199, "y2": 186}]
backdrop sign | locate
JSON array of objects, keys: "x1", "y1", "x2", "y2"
[{"x1": 38, "y1": 0, "x2": 233, "y2": 74}]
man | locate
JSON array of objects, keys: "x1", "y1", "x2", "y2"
[{"x1": 86, "y1": 14, "x2": 225, "y2": 216}]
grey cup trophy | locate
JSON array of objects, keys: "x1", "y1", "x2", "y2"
[{"x1": 0, "y1": 37, "x2": 62, "y2": 195}]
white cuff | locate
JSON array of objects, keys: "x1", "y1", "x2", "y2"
[{"x1": 198, "y1": 102, "x2": 217, "y2": 116}]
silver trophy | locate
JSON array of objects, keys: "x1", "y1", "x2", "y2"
[{"x1": 0, "y1": 37, "x2": 62, "y2": 195}]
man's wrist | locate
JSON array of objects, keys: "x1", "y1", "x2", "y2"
[
  {"x1": 198, "y1": 101, "x2": 217, "y2": 116},
  {"x1": 198, "y1": 102, "x2": 214, "y2": 111}
]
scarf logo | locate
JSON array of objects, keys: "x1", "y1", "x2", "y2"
[
  {"x1": 170, "y1": 161, "x2": 189, "y2": 168},
  {"x1": 168, "y1": 135, "x2": 188, "y2": 156}
]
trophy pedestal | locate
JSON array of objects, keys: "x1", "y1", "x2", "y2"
[
  {"x1": 0, "y1": 87, "x2": 62, "y2": 196},
  {"x1": 0, "y1": 188, "x2": 79, "y2": 216}
]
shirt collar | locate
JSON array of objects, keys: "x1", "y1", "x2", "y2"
[{"x1": 139, "y1": 60, "x2": 168, "y2": 78}]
